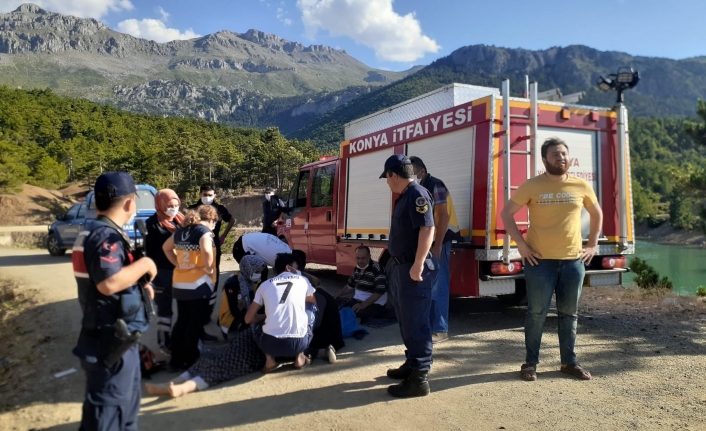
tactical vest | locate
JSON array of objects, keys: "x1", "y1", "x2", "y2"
[
  {"x1": 421, "y1": 174, "x2": 464, "y2": 243},
  {"x1": 72, "y1": 217, "x2": 148, "y2": 333}
]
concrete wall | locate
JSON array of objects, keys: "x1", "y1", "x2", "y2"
[{"x1": 221, "y1": 195, "x2": 265, "y2": 227}]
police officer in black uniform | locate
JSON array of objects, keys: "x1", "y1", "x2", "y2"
[
  {"x1": 72, "y1": 172, "x2": 156, "y2": 431},
  {"x1": 380, "y1": 154, "x2": 437, "y2": 398}
]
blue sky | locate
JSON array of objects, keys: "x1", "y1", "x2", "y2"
[{"x1": 1, "y1": 0, "x2": 705, "y2": 70}]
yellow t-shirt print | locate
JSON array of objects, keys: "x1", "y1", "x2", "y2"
[{"x1": 510, "y1": 175, "x2": 598, "y2": 260}]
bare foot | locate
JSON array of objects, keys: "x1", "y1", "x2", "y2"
[
  {"x1": 168, "y1": 382, "x2": 188, "y2": 398},
  {"x1": 145, "y1": 383, "x2": 171, "y2": 396},
  {"x1": 293, "y1": 353, "x2": 311, "y2": 369},
  {"x1": 262, "y1": 355, "x2": 279, "y2": 373}
]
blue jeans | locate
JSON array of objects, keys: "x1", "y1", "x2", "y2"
[
  {"x1": 430, "y1": 241, "x2": 451, "y2": 333},
  {"x1": 387, "y1": 261, "x2": 435, "y2": 371},
  {"x1": 523, "y1": 259, "x2": 585, "y2": 365}
]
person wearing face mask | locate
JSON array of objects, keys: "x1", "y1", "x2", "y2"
[
  {"x1": 145, "y1": 189, "x2": 185, "y2": 354},
  {"x1": 218, "y1": 255, "x2": 267, "y2": 339},
  {"x1": 162, "y1": 206, "x2": 218, "y2": 371},
  {"x1": 189, "y1": 184, "x2": 234, "y2": 338},
  {"x1": 261, "y1": 187, "x2": 283, "y2": 236},
  {"x1": 409, "y1": 156, "x2": 463, "y2": 345},
  {"x1": 71, "y1": 172, "x2": 157, "y2": 431},
  {"x1": 335, "y1": 246, "x2": 388, "y2": 322}
]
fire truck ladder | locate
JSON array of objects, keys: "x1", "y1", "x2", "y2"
[{"x1": 501, "y1": 79, "x2": 539, "y2": 264}]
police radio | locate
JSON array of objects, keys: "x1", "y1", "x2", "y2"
[{"x1": 132, "y1": 219, "x2": 156, "y2": 317}]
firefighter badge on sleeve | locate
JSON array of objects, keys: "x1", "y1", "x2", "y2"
[{"x1": 415, "y1": 196, "x2": 429, "y2": 214}]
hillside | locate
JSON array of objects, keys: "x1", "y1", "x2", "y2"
[
  {"x1": 294, "y1": 45, "x2": 706, "y2": 150},
  {"x1": 0, "y1": 86, "x2": 321, "y2": 198},
  {"x1": 0, "y1": 4, "x2": 418, "y2": 131}
]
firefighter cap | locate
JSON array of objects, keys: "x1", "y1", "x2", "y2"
[
  {"x1": 94, "y1": 172, "x2": 137, "y2": 199},
  {"x1": 379, "y1": 154, "x2": 412, "y2": 178}
]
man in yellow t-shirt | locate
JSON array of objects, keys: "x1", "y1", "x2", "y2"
[{"x1": 500, "y1": 137, "x2": 603, "y2": 382}]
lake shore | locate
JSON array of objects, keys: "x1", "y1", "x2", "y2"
[{"x1": 635, "y1": 221, "x2": 705, "y2": 245}]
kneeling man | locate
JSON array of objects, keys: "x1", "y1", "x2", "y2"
[{"x1": 245, "y1": 252, "x2": 317, "y2": 372}]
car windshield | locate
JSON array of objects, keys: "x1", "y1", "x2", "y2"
[{"x1": 136, "y1": 189, "x2": 155, "y2": 211}]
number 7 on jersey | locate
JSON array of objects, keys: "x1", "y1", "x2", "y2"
[{"x1": 277, "y1": 281, "x2": 293, "y2": 304}]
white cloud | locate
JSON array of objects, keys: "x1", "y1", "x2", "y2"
[
  {"x1": 157, "y1": 6, "x2": 169, "y2": 22},
  {"x1": 0, "y1": 0, "x2": 133, "y2": 19},
  {"x1": 117, "y1": 15, "x2": 200, "y2": 43},
  {"x1": 276, "y1": 7, "x2": 292, "y2": 26},
  {"x1": 296, "y1": 0, "x2": 440, "y2": 62}
]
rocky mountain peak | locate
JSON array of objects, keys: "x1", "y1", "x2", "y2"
[{"x1": 14, "y1": 3, "x2": 47, "y2": 14}]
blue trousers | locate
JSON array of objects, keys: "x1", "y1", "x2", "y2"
[
  {"x1": 523, "y1": 259, "x2": 585, "y2": 365},
  {"x1": 430, "y1": 241, "x2": 451, "y2": 333},
  {"x1": 80, "y1": 345, "x2": 140, "y2": 431},
  {"x1": 387, "y1": 260, "x2": 435, "y2": 371}
]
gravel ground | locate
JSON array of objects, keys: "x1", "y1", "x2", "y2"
[{"x1": 1, "y1": 249, "x2": 705, "y2": 431}]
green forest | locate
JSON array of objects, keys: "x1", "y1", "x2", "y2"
[
  {"x1": 0, "y1": 86, "x2": 321, "y2": 200},
  {"x1": 2, "y1": 85, "x2": 706, "y2": 232}
]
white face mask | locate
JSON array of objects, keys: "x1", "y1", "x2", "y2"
[
  {"x1": 126, "y1": 211, "x2": 136, "y2": 226},
  {"x1": 250, "y1": 273, "x2": 262, "y2": 282},
  {"x1": 165, "y1": 207, "x2": 179, "y2": 217},
  {"x1": 265, "y1": 193, "x2": 273, "y2": 200},
  {"x1": 296, "y1": 270, "x2": 302, "y2": 276},
  {"x1": 356, "y1": 264, "x2": 368, "y2": 270},
  {"x1": 201, "y1": 196, "x2": 214, "y2": 205}
]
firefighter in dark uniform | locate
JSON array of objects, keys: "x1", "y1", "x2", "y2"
[
  {"x1": 379, "y1": 154, "x2": 437, "y2": 398},
  {"x1": 188, "y1": 183, "x2": 234, "y2": 337},
  {"x1": 71, "y1": 172, "x2": 157, "y2": 431}
]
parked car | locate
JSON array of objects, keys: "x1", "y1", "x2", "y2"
[{"x1": 47, "y1": 185, "x2": 157, "y2": 256}]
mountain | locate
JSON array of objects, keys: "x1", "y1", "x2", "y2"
[
  {"x1": 295, "y1": 45, "x2": 706, "y2": 150},
  {"x1": 0, "y1": 4, "x2": 418, "y2": 129}
]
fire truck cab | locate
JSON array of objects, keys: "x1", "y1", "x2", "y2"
[{"x1": 278, "y1": 81, "x2": 633, "y2": 299}]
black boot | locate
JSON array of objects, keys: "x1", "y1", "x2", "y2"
[
  {"x1": 387, "y1": 370, "x2": 430, "y2": 398},
  {"x1": 386, "y1": 363, "x2": 413, "y2": 380}
]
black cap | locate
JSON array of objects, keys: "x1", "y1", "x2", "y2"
[
  {"x1": 379, "y1": 154, "x2": 411, "y2": 178},
  {"x1": 94, "y1": 172, "x2": 137, "y2": 199}
]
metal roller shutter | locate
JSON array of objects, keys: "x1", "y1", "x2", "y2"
[
  {"x1": 345, "y1": 148, "x2": 394, "y2": 239},
  {"x1": 406, "y1": 127, "x2": 475, "y2": 238}
]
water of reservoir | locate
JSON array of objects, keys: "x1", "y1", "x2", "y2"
[{"x1": 624, "y1": 240, "x2": 706, "y2": 296}]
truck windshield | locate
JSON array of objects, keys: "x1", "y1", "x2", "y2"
[{"x1": 135, "y1": 190, "x2": 155, "y2": 211}]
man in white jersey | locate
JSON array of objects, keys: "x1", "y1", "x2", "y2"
[
  {"x1": 244, "y1": 252, "x2": 317, "y2": 372},
  {"x1": 233, "y1": 232, "x2": 321, "y2": 287}
]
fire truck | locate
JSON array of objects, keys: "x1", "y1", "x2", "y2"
[{"x1": 277, "y1": 80, "x2": 633, "y2": 299}]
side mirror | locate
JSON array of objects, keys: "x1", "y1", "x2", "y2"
[{"x1": 55, "y1": 214, "x2": 64, "y2": 221}]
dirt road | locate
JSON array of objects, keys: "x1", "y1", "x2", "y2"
[{"x1": 1, "y1": 248, "x2": 706, "y2": 431}]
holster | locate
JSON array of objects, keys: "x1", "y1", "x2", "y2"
[{"x1": 103, "y1": 318, "x2": 142, "y2": 367}]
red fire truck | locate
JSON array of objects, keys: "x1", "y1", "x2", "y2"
[{"x1": 277, "y1": 80, "x2": 633, "y2": 299}]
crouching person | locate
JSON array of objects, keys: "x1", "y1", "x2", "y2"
[
  {"x1": 335, "y1": 245, "x2": 388, "y2": 322},
  {"x1": 245, "y1": 252, "x2": 318, "y2": 372}
]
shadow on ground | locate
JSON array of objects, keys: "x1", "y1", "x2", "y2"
[
  {"x1": 0, "y1": 252, "x2": 71, "y2": 268},
  {"x1": 2, "y1": 251, "x2": 705, "y2": 429}
]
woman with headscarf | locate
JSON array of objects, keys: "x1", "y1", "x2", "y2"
[
  {"x1": 144, "y1": 189, "x2": 184, "y2": 354},
  {"x1": 218, "y1": 254, "x2": 267, "y2": 339}
]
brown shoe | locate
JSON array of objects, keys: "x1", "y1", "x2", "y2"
[{"x1": 432, "y1": 332, "x2": 449, "y2": 344}]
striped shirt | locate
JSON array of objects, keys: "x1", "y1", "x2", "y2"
[{"x1": 346, "y1": 261, "x2": 387, "y2": 296}]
